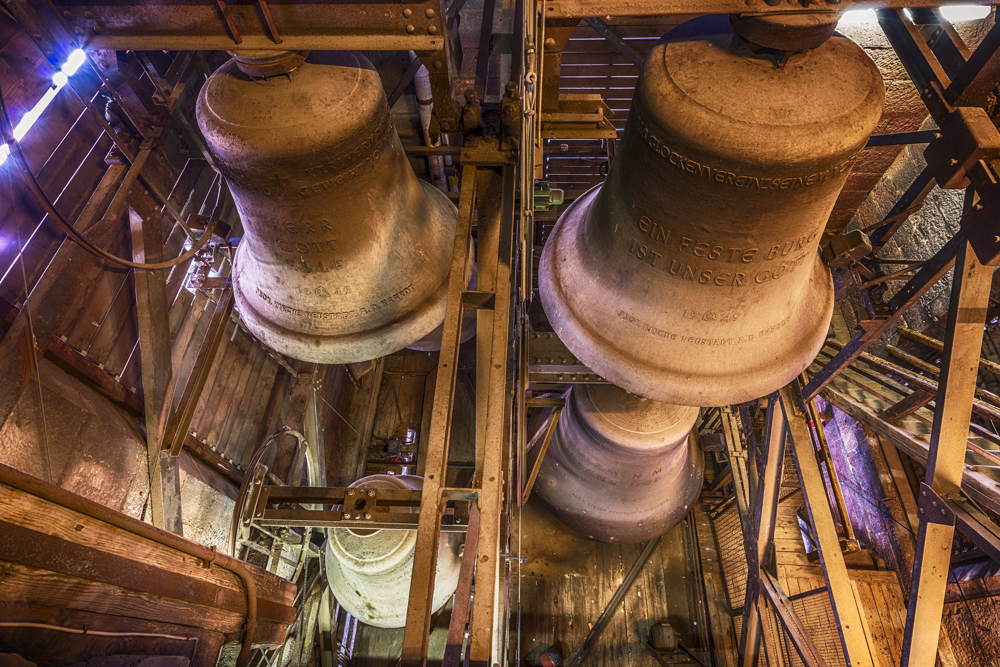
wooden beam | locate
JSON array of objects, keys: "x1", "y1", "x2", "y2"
[
  {"x1": 880, "y1": 388, "x2": 936, "y2": 421},
  {"x1": 721, "y1": 407, "x2": 751, "y2": 526},
  {"x1": 400, "y1": 163, "x2": 478, "y2": 664},
  {"x1": 162, "y1": 286, "x2": 234, "y2": 456},
  {"x1": 759, "y1": 570, "x2": 828, "y2": 667},
  {"x1": 780, "y1": 382, "x2": 877, "y2": 667},
  {"x1": 130, "y1": 207, "x2": 182, "y2": 534},
  {"x1": 359, "y1": 358, "x2": 386, "y2": 479},
  {"x1": 900, "y1": 236, "x2": 993, "y2": 667},
  {"x1": 897, "y1": 325, "x2": 1000, "y2": 378}
]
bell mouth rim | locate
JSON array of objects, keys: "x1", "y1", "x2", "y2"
[
  {"x1": 535, "y1": 434, "x2": 705, "y2": 544},
  {"x1": 538, "y1": 184, "x2": 834, "y2": 407}
]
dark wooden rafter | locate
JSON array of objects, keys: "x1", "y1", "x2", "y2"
[{"x1": 130, "y1": 206, "x2": 183, "y2": 534}]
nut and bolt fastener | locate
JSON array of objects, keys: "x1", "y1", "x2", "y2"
[
  {"x1": 355, "y1": 513, "x2": 362, "y2": 520},
  {"x1": 368, "y1": 490, "x2": 375, "y2": 497},
  {"x1": 348, "y1": 489, "x2": 355, "y2": 496},
  {"x1": 364, "y1": 513, "x2": 372, "y2": 519},
  {"x1": 343, "y1": 511, "x2": 351, "y2": 519}
]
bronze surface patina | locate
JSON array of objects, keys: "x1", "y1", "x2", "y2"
[
  {"x1": 197, "y1": 51, "x2": 457, "y2": 363},
  {"x1": 539, "y1": 15, "x2": 884, "y2": 406}
]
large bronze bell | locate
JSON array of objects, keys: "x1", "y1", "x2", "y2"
[
  {"x1": 197, "y1": 51, "x2": 457, "y2": 363},
  {"x1": 539, "y1": 15, "x2": 884, "y2": 406},
  {"x1": 534, "y1": 384, "x2": 704, "y2": 543}
]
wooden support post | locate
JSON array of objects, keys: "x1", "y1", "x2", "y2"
[
  {"x1": 739, "y1": 397, "x2": 786, "y2": 667},
  {"x1": 900, "y1": 236, "x2": 993, "y2": 667},
  {"x1": 162, "y1": 286, "x2": 234, "y2": 456},
  {"x1": 129, "y1": 207, "x2": 181, "y2": 534},
  {"x1": 400, "y1": 164, "x2": 478, "y2": 665},
  {"x1": 468, "y1": 164, "x2": 515, "y2": 667},
  {"x1": 521, "y1": 407, "x2": 561, "y2": 506},
  {"x1": 475, "y1": 168, "x2": 504, "y2": 485},
  {"x1": 780, "y1": 382, "x2": 876, "y2": 667}
]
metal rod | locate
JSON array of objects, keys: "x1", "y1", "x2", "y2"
[
  {"x1": 565, "y1": 535, "x2": 662, "y2": 667},
  {"x1": 583, "y1": 17, "x2": 644, "y2": 67},
  {"x1": 521, "y1": 407, "x2": 561, "y2": 505},
  {"x1": 865, "y1": 130, "x2": 940, "y2": 147}
]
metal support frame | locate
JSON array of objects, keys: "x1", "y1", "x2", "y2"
[
  {"x1": 380, "y1": 152, "x2": 514, "y2": 666},
  {"x1": 13, "y1": 0, "x2": 452, "y2": 52}
]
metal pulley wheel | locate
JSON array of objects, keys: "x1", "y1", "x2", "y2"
[{"x1": 230, "y1": 427, "x2": 322, "y2": 581}]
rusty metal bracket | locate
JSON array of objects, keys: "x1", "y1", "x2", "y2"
[
  {"x1": 527, "y1": 331, "x2": 609, "y2": 384},
  {"x1": 917, "y1": 482, "x2": 957, "y2": 526}
]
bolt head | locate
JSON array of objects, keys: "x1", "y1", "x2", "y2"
[
  {"x1": 426, "y1": 8, "x2": 436, "y2": 17},
  {"x1": 367, "y1": 490, "x2": 375, "y2": 497},
  {"x1": 406, "y1": 24, "x2": 416, "y2": 33},
  {"x1": 355, "y1": 513, "x2": 362, "y2": 520},
  {"x1": 403, "y1": 8, "x2": 413, "y2": 16},
  {"x1": 93, "y1": 25, "x2": 103, "y2": 34},
  {"x1": 343, "y1": 511, "x2": 350, "y2": 519},
  {"x1": 364, "y1": 512, "x2": 372, "y2": 519},
  {"x1": 348, "y1": 489, "x2": 355, "y2": 497},
  {"x1": 72, "y1": 26, "x2": 84, "y2": 35},
  {"x1": 428, "y1": 25, "x2": 438, "y2": 34},
  {"x1": 63, "y1": 10, "x2": 74, "y2": 20},
  {"x1": 433, "y1": 60, "x2": 443, "y2": 69}
]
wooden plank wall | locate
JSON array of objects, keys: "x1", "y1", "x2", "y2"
[
  {"x1": 508, "y1": 514, "x2": 711, "y2": 667},
  {"x1": 0, "y1": 13, "x2": 295, "y2": 493},
  {"x1": 543, "y1": 16, "x2": 690, "y2": 199},
  {"x1": 0, "y1": 16, "x2": 111, "y2": 312}
]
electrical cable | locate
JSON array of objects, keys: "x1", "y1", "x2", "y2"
[{"x1": 0, "y1": 79, "x2": 221, "y2": 271}]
